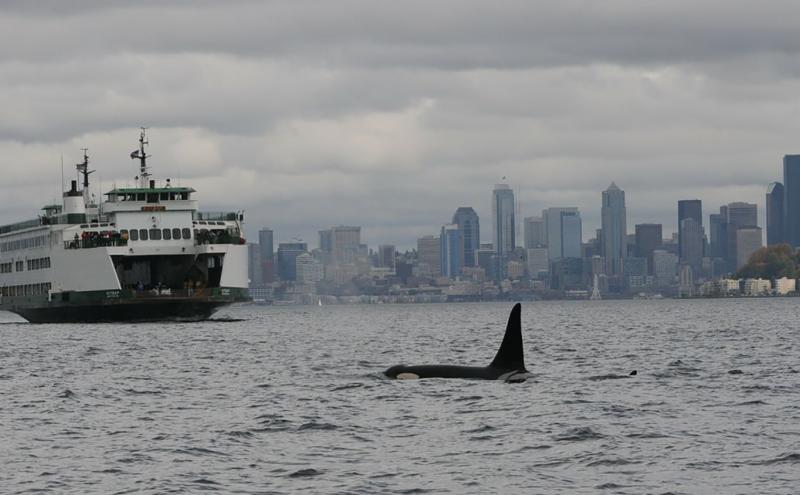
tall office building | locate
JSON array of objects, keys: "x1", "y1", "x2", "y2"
[
  {"x1": 679, "y1": 218, "x2": 704, "y2": 275},
  {"x1": 678, "y1": 200, "x2": 702, "y2": 259},
  {"x1": 543, "y1": 207, "x2": 582, "y2": 259},
  {"x1": 601, "y1": 182, "x2": 627, "y2": 275},
  {"x1": 318, "y1": 229, "x2": 333, "y2": 254},
  {"x1": 378, "y1": 245, "x2": 396, "y2": 269},
  {"x1": 634, "y1": 224, "x2": 662, "y2": 275},
  {"x1": 492, "y1": 184, "x2": 515, "y2": 256},
  {"x1": 766, "y1": 182, "x2": 785, "y2": 246},
  {"x1": 276, "y1": 242, "x2": 307, "y2": 281},
  {"x1": 330, "y1": 226, "x2": 361, "y2": 263},
  {"x1": 417, "y1": 235, "x2": 442, "y2": 278},
  {"x1": 735, "y1": 227, "x2": 763, "y2": 271},
  {"x1": 725, "y1": 202, "x2": 758, "y2": 273},
  {"x1": 726, "y1": 202, "x2": 757, "y2": 228},
  {"x1": 709, "y1": 209, "x2": 727, "y2": 259},
  {"x1": 523, "y1": 216, "x2": 546, "y2": 248},
  {"x1": 784, "y1": 155, "x2": 800, "y2": 247},
  {"x1": 440, "y1": 224, "x2": 463, "y2": 278},
  {"x1": 258, "y1": 228, "x2": 275, "y2": 283},
  {"x1": 247, "y1": 243, "x2": 263, "y2": 288},
  {"x1": 452, "y1": 207, "x2": 480, "y2": 268}
]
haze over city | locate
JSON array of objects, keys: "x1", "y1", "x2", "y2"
[{"x1": 2, "y1": 1, "x2": 800, "y2": 248}]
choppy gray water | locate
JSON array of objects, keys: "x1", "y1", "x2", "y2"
[{"x1": 1, "y1": 299, "x2": 799, "y2": 494}]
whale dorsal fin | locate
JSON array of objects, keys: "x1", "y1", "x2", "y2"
[{"x1": 489, "y1": 303, "x2": 526, "y2": 371}]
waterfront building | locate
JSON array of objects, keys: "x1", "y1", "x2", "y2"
[
  {"x1": 679, "y1": 263, "x2": 694, "y2": 297},
  {"x1": 735, "y1": 227, "x2": 763, "y2": 271},
  {"x1": 743, "y1": 278, "x2": 771, "y2": 296},
  {"x1": 525, "y1": 248, "x2": 549, "y2": 279},
  {"x1": 601, "y1": 183, "x2": 627, "y2": 275},
  {"x1": 774, "y1": 277, "x2": 796, "y2": 295},
  {"x1": 678, "y1": 199, "x2": 702, "y2": 259},
  {"x1": 766, "y1": 182, "x2": 785, "y2": 246},
  {"x1": 452, "y1": 207, "x2": 480, "y2": 268},
  {"x1": 492, "y1": 183, "x2": 515, "y2": 259},
  {"x1": 417, "y1": 235, "x2": 441, "y2": 278},
  {"x1": 634, "y1": 224, "x2": 662, "y2": 275},
  {"x1": 784, "y1": 155, "x2": 800, "y2": 247},
  {"x1": 523, "y1": 216, "x2": 546, "y2": 248},
  {"x1": 440, "y1": 224, "x2": 463, "y2": 278},
  {"x1": 277, "y1": 242, "x2": 308, "y2": 281},
  {"x1": 258, "y1": 228, "x2": 275, "y2": 283}
]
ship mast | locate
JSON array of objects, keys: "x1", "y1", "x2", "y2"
[
  {"x1": 75, "y1": 148, "x2": 94, "y2": 205},
  {"x1": 130, "y1": 127, "x2": 151, "y2": 188}
]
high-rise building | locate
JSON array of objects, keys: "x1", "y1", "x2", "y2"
[
  {"x1": 766, "y1": 182, "x2": 785, "y2": 246},
  {"x1": 492, "y1": 184, "x2": 515, "y2": 257},
  {"x1": 277, "y1": 242, "x2": 307, "y2": 281},
  {"x1": 634, "y1": 224, "x2": 662, "y2": 275},
  {"x1": 543, "y1": 207, "x2": 582, "y2": 259},
  {"x1": 523, "y1": 216, "x2": 546, "y2": 248},
  {"x1": 653, "y1": 249, "x2": 678, "y2": 287},
  {"x1": 601, "y1": 182, "x2": 627, "y2": 275},
  {"x1": 295, "y1": 253, "x2": 324, "y2": 285},
  {"x1": 784, "y1": 155, "x2": 800, "y2": 247},
  {"x1": 678, "y1": 200, "x2": 702, "y2": 259},
  {"x1": 679, "y1": 217, "x2": 704, "y2": 275},
  {"x1": 259, "y1": 228, "x2": 275, "y2": 283},
  {"x1": 378, "y1": 245, "x2": 396, "y2": 269},
  {"x1": 247, "y1": 242, "x2": 263, "y2": 288},
  {"x1": 440, "y1": 224, "x2": 463, "y2": 278},
  {"x1": 330, "y1": 226, "x2": 361, "y2": 263},
  {"x1": 452, "y1": 207, "x2": 480, "y2": 268},
  {"x1": 417, "y1": 235, "x2": 441, "y2": 278},
  {"x1": 709, "y1": 210, "x2": 727, "y2": 259},
  {"x1": 525, "y1": 248, "x2": 549, "y2": 279},
  {"x1": 318, "y1": 229, "x2": 333, "y2": 253},
  {"x1": 727, "y1": 202, "x2": 758, "y2": 228},
  {"x1": 735, "y1": 227, "x2": 763, "y2": 271}
]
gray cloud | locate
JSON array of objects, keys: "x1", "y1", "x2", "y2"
[{"x1": 1, "y1": 1, "x2": 798, "y2": 248}]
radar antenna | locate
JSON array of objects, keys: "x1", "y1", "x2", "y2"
[
  {"x1": 75, "y1": 148, "x2": 94, "y2": 204},
  {"x1": 130, "y1": 127, "x2": 151, "y2": 188}
]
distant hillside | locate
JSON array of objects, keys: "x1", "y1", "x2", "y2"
[{"x1": 737, "y1": 244, "x2": 799, "y2": 279}]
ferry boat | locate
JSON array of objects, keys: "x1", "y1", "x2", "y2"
[{"x1": 0, "y1": 129, "x2": 250, "y2": 323}]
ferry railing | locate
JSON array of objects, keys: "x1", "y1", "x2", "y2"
[
  {"x1": 64, "y1": 237, "x2": 129, "y2": 249},
  {"x1": 195, "y1": 212, "x2": 239, "y2": 221},
  {"x1": 194, "y1": 230, "x2": 245, "y2": 246}
]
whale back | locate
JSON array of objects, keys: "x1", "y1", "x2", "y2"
[{"x1": 489, "y1": 303, "x2": 526, "y2": 371}]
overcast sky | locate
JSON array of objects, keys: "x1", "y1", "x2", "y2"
[{"x1": 2, "y1": 1, "x2": 798, "y2": 249}]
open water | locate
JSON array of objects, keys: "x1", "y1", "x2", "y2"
[{"x1": 1, "y1": 299, "x2": 799, "y2": 494}]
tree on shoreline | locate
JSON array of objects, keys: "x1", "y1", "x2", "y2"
[{"x1": 736, "y1": 244, "x2": 799, "y2": 279}]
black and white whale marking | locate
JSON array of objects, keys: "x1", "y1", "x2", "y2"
[{"x1": 384, "y1": 303, "x2": 530, "y2": 382}]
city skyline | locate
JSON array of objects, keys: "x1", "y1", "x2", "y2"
[{"x1": 1, "y1": 2, "x2": 799, "y2": 249}]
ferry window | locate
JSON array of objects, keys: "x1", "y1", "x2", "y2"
[
  {"x1": 182, "y1": 228, "x2": 191, "y2": 240},
  {"x1": 139, "y1": 229, "x2": 148, "y2": 241},
  {"x1": 129, "y1": 229, "x2": 138, "y2": 241},
  {"x1": 160, "y1": 193, "x2": 168, "y2": 201},
  {"x1": 147, "y1": 193, "x2": 158, "y2": 204},
  {"x1": 162, "y1": 228, "x2": 171, "y2": 240},
  {"x1": 149, "y1": 229, "x2": 161, "y2": 240},
  {"x1": 136, "y1": 193, "x2": 145, "y2": 201},
  {"x1": 172, "y1": 228, "x2": 181, "y2": 239},
  {"x1": 169, "y1": 193, "x2": 176, "y2": 200},
  {"x1": 180, "y1": 192, "x2": 189, "y2": 200}
]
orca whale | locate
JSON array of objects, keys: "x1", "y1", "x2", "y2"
[{"x1": 384, "y1": 303, "x2": 530, "y2": 382}]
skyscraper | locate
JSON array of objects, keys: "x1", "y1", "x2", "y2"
[
  {"x1": 783, "y1": 155, "x2": 800, "y2": 247},
  {"x1": 634, "y1": 223, "x2": 662, "y2": 275},
  {"x1": 543, "y1": 207, "x2": 581, "y2": 259},
  {"x1": 725, "y1": 202, "x2": 758, "y2": 273},
  {"x1": 735, "y1": 227, "x2": 763, "y2": 271},
  {"x1": 523, "y1": 216, "x2": 546, "y2": 248},
  {"x1": 709, "y1": 209, "x2": 727, "y2": 259},
  {"x1": 601, "y1": 182, "x2": 627, "y2": 275},
  {"x1": 277, "y1": 242, "x2": 307, "y2": 281},
  {"x1": 247, "y1": 242, "x2": 263, "y2": 288},
  {"x1": 417, "y1": 235, "x2": 441, "y2": 278},
  {"x1": 378, "y1": 245, "x2": 396, "y2": 269},
  {"x1": 452, "y1": 207, "x2": 480, "y2": 268},
  {"x1": 679, "y1": 217, "x2": 704, "y2": 275},
  {"x1": 330, "y1": 226, "x2": 361, "y2": 263},
  {"x1": 440, "y1": 224, "x2": 463, "y2": 278},
  {"x1": 726, "y1": 202, "x2": 757, "y2": 228},
  {"x1": 766, "y1": 182, "x2": 785, "y2": 246},
  {"x1": 258, "y1": 228, "x2": 275, "y2": 283},
  {"x1": 678, "y1": 199, "x2": 702, "y2": 259},
  {"x1": 491, "y1": 184, "x2": 515, "y2": 257}
]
